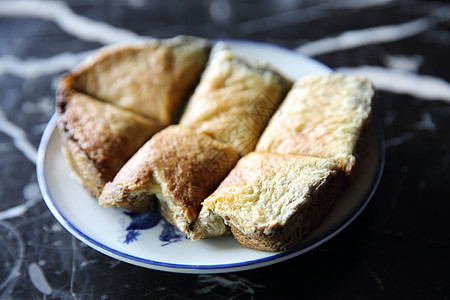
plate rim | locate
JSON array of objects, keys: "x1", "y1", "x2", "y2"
[{"x1": 36, "y1": 39, "x2": 385, "y2": 273}]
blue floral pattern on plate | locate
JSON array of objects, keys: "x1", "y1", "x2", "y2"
[{"x1": 122, "y1": 211, "x2": 184, "y2": 246}]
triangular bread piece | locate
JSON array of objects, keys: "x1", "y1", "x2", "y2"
[
  {"x1": 191, "y1": 73, "x2": 375, "y2": 247},
  {"x1": 198, "y1": 152, "x2": 344, "y2": 251},
  {"x1": 99, "y1": 44, "x2": 291, "y2": 236},
  {"x1": 69, "y1": 36, "x2": 210, "y2": 125},
  {"x1": 56, "y1": 80, "x2": 163, "y2": 197},
  {"x1": 99, "y1": 126, "x2": 239, "y2": 232},
  {"x1": 180, "y1": 44, "x2": 292, "y2": 156},
  {"x1": 256, "y1": 73, "x2": 374, "y2": 173},
  {"x1": 56, "y1": 36, "x2": 210, "y2": 197}
]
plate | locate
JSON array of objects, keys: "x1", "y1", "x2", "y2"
[{"x1": 37, "y1": 40, "x2": 384, "y2": 274}]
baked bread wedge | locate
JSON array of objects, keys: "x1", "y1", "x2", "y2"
[
  {"x1": 56, "y1": 81, "x2": 163, "y2": 197},
  {"x1": 99, "y1": 44, "x2": 291, "y2": 236},
  {"x1": 192, "y1": 73, "x2": 375, "y2": 248},
  {"x1": 197, "y1": 152, "x2": 344, "y2": 251},
  {"x1": 256, "y1": 73, "x2": 374, "y2": 173},
  {"x1": 69, "y1": 35, "x2": 211, "y2": 125},
  {"x1": 99, "y1": 126, "x2": 239, "y2": 233},
  {"x1": 180, "y1": 43, "x2": 292, "y2": 156},
  {"x1": 56, "y1": 36, "x2": 210, "y2": 197}
]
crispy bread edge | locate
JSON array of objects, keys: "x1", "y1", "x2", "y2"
[{"x1": 229, "y1": 169, "x2": 345, "y2": 251}]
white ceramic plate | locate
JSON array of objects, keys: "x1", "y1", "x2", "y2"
[{"x1": 37, "y1": 40, "x2": 384, "y2": 274}]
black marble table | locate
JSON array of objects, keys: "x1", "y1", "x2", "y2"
[{"x1": 1, "y1": 0, "x2": 449, "y2": 299}]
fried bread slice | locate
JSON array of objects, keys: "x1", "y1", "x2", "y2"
[
  {"x1": 180, "y1": 44, "x2": 292, "y2": 156},
  {"x1": 256, "y1": 73, "x2": 374, "y2": 173},
  {"x1": 56, "y1": 82, "x2": 163, "y2": 197},
  {"x1": 56, "y1": 36, "x2": 210, "y2": 197},
  {"x1": 192, "y1": 74, "x2": 374, "y2": 248},
  {"x1": 99, "y1": 44, "x2": 291, "y2": 235},
  {"x1": 69, "y1": 36, "x2": 210, "y2": 125},
  {"x1": 197, "y1": 152, "x2": 343, "y2": 251},
  {"x1": 99, "y1": 126, "x2": 239, "y2": 233}
]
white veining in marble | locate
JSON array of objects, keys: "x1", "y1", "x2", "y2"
[
  {"x1": 70, "y1": 237, "x2": 80, "y2": 299},
  {"x1": 195, "y1": 274, "x2": 265, "y2": 299},
  {"x1": 296, "y1": 17, "x2": 431, "y2": 56},
  {"x1": 237, "y1": 9, "x2": 329, "y2": 36},
  {"x1": 0, "y1": 221, "x2": 25, "y2": 298},
  {"x1": 383, "y1": 54, "x2": 424, "y2": 72},
  {"x1": 0, "y1": 182, "x2": 42, "y2": 221},
  {"x1": 28, "y1": 262, "x2": 53, "y2": 295},
  {"x1": 237, "y1": 0, "x2": 395, "y2": 35},
  {"x1": 209, "y1": 0, "x2": 232, "y2": 23},
  {"x1": 22, "y1": 96, "x2": 55, "y2": 117},
  {"x1": 320, "y1": 0, "x2": 394, "y2": 9},
  {"x1": 337, "y1": 65, "x2": 450, "y2": 102},
  {"x1": 362, "y1": 260, "x2": 384, "y2": 292},
  {"x1": 0, "y1": 142, "x2": 13, "y2": 153},
  {"x1": 0, "y1": 108, "x2": 37, "y2": 164},
  {"x1": 0, "y1": 52, "x2": 91, "y2": 79},
  {"x1": 297, "y1": 4, "x2": 450, "y2": 57},
  {"x1": 384, "y1": 133, "x2": 414, "y2": 148},
  {"x1": 427, "y1": 28, "x2": 450, "y2": 45},
  {"x1": 0, "y1": 1, "x2": 143, "y2": 44},
  {"x1": 413, "y1": 112, "x2": 437, "y2": 133},
  {"x1": 126, "y1": 0, "x2": 147, "y2": 8}
]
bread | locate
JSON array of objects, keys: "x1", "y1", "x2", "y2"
[
  {"x1": 70, "y1": 35, "x2": 211, "y2": 125},
  {"x1": 180, "y1": 44, "x2": 292, "y2": 156},
  {"x1": 198, "y1": 152, "x2": 344, "y2": 251},
  {"x1": 99, "y1": 125, "x2": 239, "y2": 233},
  {"x1": 58, "y1": 36, "x2": 375, "y2": 251},
  {"x1": 99, "y1": 44, "x2": 291, "y2": 236},
  {"x1": 256, "y1": 73, "x2": 374, "y2": 173},
  {"x1": 56, "y1": 36, "x2": 210, "y2": 197},
  {"x1": 192, "y1": 73, "x2": 374, "y2": 250},
  {"x1": 56, "y1": 79, "x2": 162, "y2": 197}
]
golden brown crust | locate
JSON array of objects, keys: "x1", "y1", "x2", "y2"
[
  {"x1": 200, "y1": 152, "x2": 344, "y2": 251},
  {"x1": 229, "y1": 168, "x2": 344, "y2": 251},
  {"x1": 57, "y1": 38, "x2": 374, "y2": 252},
  {"x1": 56, "y1": 78, "x2": 163, "y2": 197},
  {"x1": 71, "y1": 36, "x2": 211, "y2": 125},
  {"x1": 256, "y1": 73, "x2": 374, "y2": 173},
  {"x1": 56, "y1": 36, "x2": 210, "y2": 197},
  {"x1": 180, "y1": 45, "x2": 292, "y2": 156},
  {"x1": 99, "y1": 125, "x2": 239, "y2": 233},
  {"x1": 196, "y1": 74, "x2": 374, "y2": 250},
  {"x1": 100, "y1": 45, "x2": 291, "y2": 235}
]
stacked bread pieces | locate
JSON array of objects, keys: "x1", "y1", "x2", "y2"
[
  {"x1": 194, "y1": 73, "x2": 374, "y2": 251},
  {"x1": 57, "y1": 37, "x2": 375, "y2": 252},
  {"x1": 56, "y1": 36, "x2": 211, "y2": 197},
  {"x1": 99, "y1": 44, "x2": 292, "y2": 235},
  {"x1": 179, "y1": 44, "x2": 291, "y2": 156}
]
